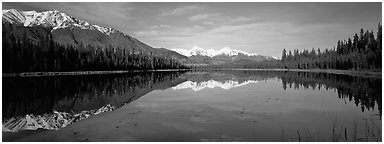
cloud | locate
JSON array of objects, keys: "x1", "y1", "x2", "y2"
[
  {"x1": 188, "y1": 13, "x2": 221, "y2": 21},
  {"x1": 161, "y1": 5, "x2": 203, "y2": 16},
  {"x1": 189, "y1": 14, "x2": 255, "y2": 28},
  {"x1": 229, "y1": 16, "x2": 256, "y2": 23},
  {"x1": 136, "y1": 24, "x2": 179, "y2": 36},
  {"x1": 149, "y1": 24, "x2": 174, "y2": 30},
  {"x1": 208, "y1": 23, "x2": 258, "y2": 33},
  {"x1": 135, "y1": 30, "x2": 159, "y2": 36},
  {"x1": 203, "y1": 21, "x2": 215, "y2": 25},
  {"x1": 193, "y1": 25, "x2": 204, "y2": 29},
  {"x1": 135, "y1": 24, "x2": 201, "y2": 37}
]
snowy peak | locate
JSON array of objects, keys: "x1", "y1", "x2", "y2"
[
  {"x1": 2, "y1": 9, "x2": 25, "y2": 24},
  {"x1": 171, "y1": 46, "x2": 213, "y2": 57},
  {"x1": 189, "y1": 46, "x2": 211, "y2": 56},
  {"x1": 172, "y1": 79, "x2": 259, "y2": 91},
  {"x1": 24, "y1": 10, "x2": 75, "y2": 28},
  {"x1": 171, "y1": 46, "x2": 259, "y2": 57},
  {"x1": 219, "y1": 47, "x2": 259, "y2": 57},
  {"x1": 2, "y1": 9, "x2": 116, "y2": 35}
]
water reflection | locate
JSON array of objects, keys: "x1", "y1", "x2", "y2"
[
  {"x1": 3, "y1": 71, "x2": 187, "y2": 132},
  {"x1": 2, "y1": 70, "x2": 382, "y2": 141},
  {"x1": 173, "y1": 80, "x2": 260, "y2": 91},
  {"x1": 279, "y1": 71, "x2": 381, "y2": 115},
  {"x1": 175, "y1": 70, "x2": 381, "y2": 115}
]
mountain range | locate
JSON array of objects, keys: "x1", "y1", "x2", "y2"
[
  {"x1": 2, "y1": 9, "x2": 277, "y2": 68},
  {"x1": 172, "y1": 46, "x2": 278, "y2": 66},
  {"x1": 172, "y1": 46, "x2": 259, "y2": 57}
]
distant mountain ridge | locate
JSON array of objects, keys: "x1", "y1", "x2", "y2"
[
  {"x1": 172, "y1": 46, "x2": 260, "y2": 57},
  {"x1": 172, "y1": 46, "x2": 278, "y2": 66}
]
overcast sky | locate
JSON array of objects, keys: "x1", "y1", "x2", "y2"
[{"x1": 3, "y1": 2, "x2": 382, "y2": 57}]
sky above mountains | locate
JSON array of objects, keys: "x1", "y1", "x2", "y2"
[{"x1": 3, "y1": 2, "x2": 381, "y2": 58}]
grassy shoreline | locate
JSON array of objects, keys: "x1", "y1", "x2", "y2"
[{"x1": 2, "y1": 68, "x2": 381, "y2": 78}]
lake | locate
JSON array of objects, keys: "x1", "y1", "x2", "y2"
[{"x1": 2, "y1": 70, "x2": 382, "y2": 142}]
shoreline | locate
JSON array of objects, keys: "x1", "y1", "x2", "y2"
[
  {"x1": 230, "y1": 68, "x2": 382, "y2": 78},
  {"x1": 2, "y1": 68, "x2": 381, "y2": 78},
  {"x1": 2, "y1": 69, "x2": 190, "y2": 77}
]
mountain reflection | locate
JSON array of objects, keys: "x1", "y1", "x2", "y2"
[
  {"x1": 2, "y1": 70, "x2": 381, "y2": 132},
  {"x1": 172, "y1": 80, "x2": 260, "y2": 91},
  {"x1": 3, "y1": 71, "x2": 187, "y2": 120},
  {"x1": 175, "y1": 70, "x2": 381, "y2": 115}
]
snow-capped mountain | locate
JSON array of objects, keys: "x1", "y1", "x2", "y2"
[
  {"x1": 2, "y1": 9, "x2": 116, "y2": 35},
  {"x1": 171, "y1": 46, "x2": 278, "y2": 66},
  {"x1": 2, "y1": 8, "x2": 277, "y2": 67},
  {"x1": 172, "y1": 79, "x2": 259, "y2": 91},
  {"x1": 172, "y1": 46, "x2": 259, "y2": 57},
  {"x1": 2, "y1": 8, "x2": 188, "y2": 62}
]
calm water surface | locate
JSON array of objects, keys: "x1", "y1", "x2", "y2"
[{"x1": 2, "y1": 70, "x2": 381, "y2": 142}]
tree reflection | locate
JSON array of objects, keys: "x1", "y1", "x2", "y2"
[
  {"x1": 186, "y1": 70, "x2": 381, "y2": 116},
  {"x1": 3, "y1": 70, "x2": 381, "y2": 120},
  {"x1": 280, "y1": 71, "x2": 381, "y2": 116},
  {"x1": 3, "y1": 71, "x2": 187, "y2": 119}
]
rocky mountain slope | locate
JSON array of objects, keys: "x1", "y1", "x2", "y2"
[{"x1": 2, "y1": 9, "x2": 188, "y2": 63}]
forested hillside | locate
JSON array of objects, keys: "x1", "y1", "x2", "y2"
[
  {"x1": 216, "y1": 24, "x2": 382, "y2": 71},
  {"x1": 3, "y1": 32, "x2": 187, "y2": 73},
  {"x1": 281, "y1": 24, "x2": 382, "y2": 71},
  {"x1": 2, "y1": 9, "x2": 189, "y2": 73}
]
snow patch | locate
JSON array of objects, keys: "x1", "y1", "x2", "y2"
[
  {"x1": 2, "y1": 9, "x2": 116, "y2": 35},
  {"x1": 171, "y1": 46, "x2": 260, "y2": 57}
]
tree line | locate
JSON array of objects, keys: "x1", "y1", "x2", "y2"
[
  {"x1": 3, "y1": 32, "x2": 187, "y2": 73},
  {"x1": 281, "y1": 23, "x2": 382, "y2": 71},
  {"x1": 206, "y1": 24, "x2": 381, "y2": 70}
]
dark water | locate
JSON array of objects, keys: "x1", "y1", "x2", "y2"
[{"x1": 2, "y1": 70, "x2": 382, "y2": 142}]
